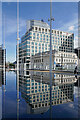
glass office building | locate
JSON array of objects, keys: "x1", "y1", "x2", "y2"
[
  {"x1": 0, "y1": 45, "x2": 6, "y2": 69},
  {"x1": 19, "y1": 20, "x2": 74, "y2": 70}
]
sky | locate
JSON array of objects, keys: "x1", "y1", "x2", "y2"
[{"x1": 1, "y1": 2, "x2": 78, "y2": 62}]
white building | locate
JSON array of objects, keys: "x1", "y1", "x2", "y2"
[
  {"x1": 19, "y1": 20, "x2": 74, "y2": 70},
  {"x1": 30, "y1": 50, "x2": 78, "y2": 71}
]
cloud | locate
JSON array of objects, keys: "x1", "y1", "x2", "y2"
[
  {"x1": 7, "y1": 54, "x2": 16, "y2": 63},
  {"x1": 68, "y1": 26, "x2": 74, "y2": 31},
  {"x1": 57, "y1": 18, "x2": 78, "y2": 33},
  {"x1": 57, "y1": 13, "x2": 78, "y2": 48},
  {"x1": 4, "y1": 17, "x2": 26, "y2": 62},
  {"x1": 5, "y1": 18, "x2": 17, "y2": 35},
  {"x1": 5, "y1": 17, "x2": 26, "y2": 36}
]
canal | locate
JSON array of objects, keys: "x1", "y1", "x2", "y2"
[{"x1": 1, "y1": 70, "x2": 80, "y2": 119}]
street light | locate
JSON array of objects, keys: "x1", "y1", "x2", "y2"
[
  {"x1": 17, "y1": 0, "x2": 20, "y2": 114},
  {"x1": 3, "y1": 15, "x2": 6, "y2": 93},
  {"x1": 48, "y1": 0, "x2": 54, "y2": 118},
  {"x1": 17, "y1": 0, "x2": 20, "y2": 71},
  {"x1": 61, "y1": 55, "x2": 63, "y2": 70}
]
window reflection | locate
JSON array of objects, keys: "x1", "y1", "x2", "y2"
[{"x1": 19, "y1": 71, "x2": 78, "y2": 114}]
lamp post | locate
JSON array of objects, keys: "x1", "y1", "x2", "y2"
[
  {"x1": 17, "y1": 0, "x2": 20, "y2": 71},
  {"x1": 41, "y1": 51, "x2": 43, "y2": 70},
  {"x1": 61, "y1": 55, "x2": 63, "y2": 70},
  {"x1": 78, "y1": 47, "x2": 80, "y2": 73},
  {"x1": 17, "y1": 1, "x2": 20, "y2": 120},
  {"x1": 3, "y1": 15, "x2": 6, "y2": 120},
  {"x1": 48, "y1": 0, "x2": 54, "y2": 118},
  {"x1": 3, "y1": 16, "x2": 6, "y2": 92}
]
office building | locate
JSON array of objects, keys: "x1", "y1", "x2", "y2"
[
  {"x1": 30, "y1": 50, "x2": 78, "y2": 71},
  {"x1": 19, "y1": 20, "x2": 74, "y2": 70},
  {"x1": 74, "y1": 47, "x2": 80, "y2": 59},
  {"x1": 0, "y1": 45, "x2": 3, "y2": 69},
  {"x1": 0, "y1": 45, "x2": 6, "y2": 69},
  {"x1": 74, "y1": 47, "x2": 80, "y2": 71}
]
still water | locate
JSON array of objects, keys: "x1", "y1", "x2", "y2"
[{"x1": 1, "y1": 70, "x2": 80, "y2": 119}]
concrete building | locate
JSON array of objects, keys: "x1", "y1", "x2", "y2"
[
  {"x1": 19, "y1": 20, "x2": 74, "y2": 70},
  {"x1": 74, "y1": 47, "x2": 80, "y2": 59},
  {"x1": 30, "y1": 50, "x2": 78, "y2": 71},
  {"x1": 30, "y1": 71, "x2": 77, "y2": 86},
  {"x1": 0, "y1": 45, "x2": 3, "y2": 69},
  {"x1": 0, "y1": 45, "x2": 6, "y2": 69},
  {"x1": 74, "y1": 47, "x2": 80, "y2": 71}
]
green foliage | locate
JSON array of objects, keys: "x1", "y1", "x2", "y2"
[{"x1": 9, "y1": 63, "x2": 15, "y2": 68}]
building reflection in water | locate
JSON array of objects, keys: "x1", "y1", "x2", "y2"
[
  {"x1": 74, "y1": 76, "x2": 80, "y2": 118},
  {"x1": 17, "y1": 70, "x2": 20, "y2": 120},
  {"x1": 0, "y1": 70, "x2": 6, "y2": 86},
  {"x1": 78, "y1": 77, "x2": 80, "y2": 118},
  {"x1": 0, "y1": 70, "x2": 3, "y2": 120},
  {"x1": 19, "y1": 71, "x2": 77, "y2": 115},
  {"x1": 0, "y1": 70, "x2": 6, "y2": 119}
]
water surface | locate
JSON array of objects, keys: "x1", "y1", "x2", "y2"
[{"x1": 1, "y1": 71, "x2": 80, "y2": 119}]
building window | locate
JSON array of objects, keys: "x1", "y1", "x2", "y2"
[
  {"x1": 37, "y1": 33, "x2": 39, "y2": 36},
  {"x1": 59, "y1": 59, "x2": 61, "y2": 62},
  {"x1": 40, "y1": 34, "x2": 42, "y2": 37},
  {"x1": 27, "y1": 53, "x2": 30, "y2": 56},
  {"x1": 42, "y1": 28, "x2": 44, "y2": 32},
  {"x1": 33, "y1": 37, "x2": 35, "y2": 39},
  {"x1": 56, "y1": 59, "x2": 57, "y2": 62},
  {"x1": 57, "y1": 31, "x2": 59, "y2": 34},
  {"x1": 35, "y1": 27, "x2": 37, "y2": 30},
  {"x1": 35, "y1": 43, "x2": 37, "y2": 46},
  {"x1": 60, "y1": 32, "x2": 62, "y2": 34},
  {"x1": 33, "y1": 33, "x2": 35, "y2": 35},
  {"x1": 39, "y1": 28, "x2": 41, "y2": 31},
  {"x1": 45, "y1": 29, "x2": 47, "y2": 32}
]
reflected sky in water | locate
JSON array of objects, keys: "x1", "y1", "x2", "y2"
[{"x1": 1, "y1": 70, "x2": 80, "y2": 119}]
